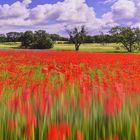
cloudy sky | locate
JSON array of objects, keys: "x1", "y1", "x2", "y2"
[{"x1": 0, "y1": 0, "x2": 140, "y2": 35}]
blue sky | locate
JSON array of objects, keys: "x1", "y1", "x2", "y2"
[{"x1": 0, "y1": 0, "x2": 139, "y2": 35}]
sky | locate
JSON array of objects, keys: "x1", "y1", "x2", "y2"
[{"x1": 0, "y1": 0, "x2": 140, "y2": 35}]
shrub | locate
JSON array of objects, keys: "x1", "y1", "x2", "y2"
[{"x1": 21, "y1": 30, "x2": 54, "y2": 49}]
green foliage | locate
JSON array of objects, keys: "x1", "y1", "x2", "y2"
[
  {"x1": 33, "y1": 30, "x2": 53, "y2": 49},
  {"x1": 50, "y1": 34, "x2": 68, "y2": 42},
  {"x1": 21, "y1": 30, "x2": 54, "y2": 49},
  {"x1": 110, "y1": 26, "x2": 140, "y2": 52},
  {"x1": 6, "y1": 32, "x2": 23, "y2": 42},
  {"x1": 21, "y1": 31, "x2": 34, "y2": 48},
  {"x1": 84, "y1": 35, "x2": 94, "y2": 43},
  {"x1": 0, "y1": 34, "x2": 7, "y2": 42},
  {"x1": 0, "y1": 32, "x2": 67, "y2": 44},
  {"x1": 67, "y1": 26, "x2": 87, "y2": 51}
]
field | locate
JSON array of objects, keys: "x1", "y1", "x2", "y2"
[
  {"x1": 0, "y1": 42, "x2": 21, "y2": 49},
  {"x1": 0, "y1": 50, "x2": 140, "y2": 140},
  {"x1": 53, "y1": 43, "x2": 125, "y2": 52},
  {"x1": 0, "y1": 42, "x2": 126, "y2": 52}
]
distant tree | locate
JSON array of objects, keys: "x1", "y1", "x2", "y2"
[
  {"x1": 6, "y1": 32, "x2": 22, "y2": 42},
  {"x1": 21, "y1": 30, "x2": 54, "y2": 49},
  {"x1": 84, "y1": 35, "x2": 94, "y2": 43},
  {"x1": 135, "y1": 28, "x2": 140, "y2": 50},
  {"x1": 60, "y1": 36, "x2": 69, "y2": 41},
  {"x1": 33, "y1": 30, "x2": 53, "y2": 49},
  {"x1": 110, "y1": 26, "x2": 140, "y2": 52},
  {"x1": 0, "y1": 34, "x2": 7, "y2": 42},
  {"x1": 67, "y1": 26, "x2": 87, "y2": 51},
  {"x1": 92, "y1": 34, "x2": 114, "y2": 44},
  {"x1": 21, "y1": 31, "x2": 34, "y2": 48},
  {"x1": 99, "y1": 32, "x2": 106, "y2": 46},
  {"x1": 50, "y1": 34, "x2": 61, "y2": 41},
  {"x1": 50, "y1": 34, "x2": 68, "y2": 42}
]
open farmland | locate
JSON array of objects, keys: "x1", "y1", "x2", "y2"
[
  {"x1": 0, "y1": 42, "x2": 126, "y2": 53},
  {"x1": 0, "y1": 42, "x2": 21, "y2": 49},
  {"x1": 0, "y1": 50, "x2": 140, "y2": 140},
  {"x1": 53, "y1": 43, "x2": 125, "y2": 52}
]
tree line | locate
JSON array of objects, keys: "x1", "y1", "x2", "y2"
[
  {"x1": 0, "y1": 26, "x2": 140, "y2": 52},
  {"x1": 0, "y1": 30, "x2": 115, "y2": 44},
  {"x1": 0, "y1": 30, "x2": 68, "y2": 49},
  {"x1": 68, "y1": 26, "x2": 140, "y2": 52},
  {"x1": 0, "y1": 31, "x2": 68, "y2": 42}
]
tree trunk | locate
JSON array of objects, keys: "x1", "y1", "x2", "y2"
[
  {"x1": 75, "y1": 44, "x2": 80, "y2": 51},
  {"x1": 128, "y1": 45, "x2": 132, "y2": 52},
  {"x1": 124, "y1": 45, "x2": 132, "y2": 53},
  {"x1": 129, "y1": 49, "x2": 132, "y2": 52}
]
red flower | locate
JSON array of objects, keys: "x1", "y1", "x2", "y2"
[
  {"x1": 47, "y1": 124, "x2": 60, "y2": 140},
  {"x1": 113, "y1": 135, "x2": 119, "y2": 140},
  {"x1": 59, "y1": 122, "x2": 70, "y2": 138},
  {"x1": 22, "y1": 88, "x2": 31, "y2": 101},
  {"x1": 42, "y1": 67, "x2": 48, "y2": 74},
  {"x1": 104, "y1": 95, "x2": 122, "y2": 116},
  {"x1": 47, "y1": 123, "x2": 70, "y2": 140},
  {"x1": 103, "y1": 135, "x2": 119, "y2": 140},
  {"x1": 7, "y1": 119, "x2": 16, "y2": 130},
  {"x1": 76, "y1": 130, "x2": 83, "y2": 140},
  {"x1": 25, "y1": 111, "x2": 37, "y2": 140},
  {"x1": 7, "y1": 94, "x2": 19, "y2": 111}
]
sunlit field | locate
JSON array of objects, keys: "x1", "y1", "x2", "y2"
[
  {"x1": 0, "y1": 42, "x2": 125, "y2": 52},
  {"x1": 0, "y1": 50, "x2": 140, "y2": 140},
  {"x1": 0, "y1": 42, "x2": 21, "y2": 49},
  {"x1": 53, "y1": 43, "x2": 125, "y2": 52}
]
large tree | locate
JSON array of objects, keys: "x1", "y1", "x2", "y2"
[
  {"x1": 6, "y1": 32, "x2": 22, "y2": 42},
  {"x1": 21, "y1": 31, "x2": 34, "y2": 48},
  {"x1": 33, "y1": 30, "x2": 53, "y2": 49},
  {"x1": 21, "y1": 30, "x2": 54, "y2": 49},
  {"x1": 67, "y1": 26, "x2": 87, "y2": 51},
  {"x1": 135, "y1": 28, "x2": 140, "y2": 50},
  {"x1": 110, "y1": 26, "x2": 140, "y2": 52},
  {"x1": 0, "y1": 34, "x2": 7, "y2": 42}
]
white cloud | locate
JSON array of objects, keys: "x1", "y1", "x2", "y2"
[
  {"x1": 0, "y1": 0, "x2": 103, "y2": 34},
  {"x1": 22, "y1": 0, "x2": 32, "y2": 5},
  {"x1": 0, "y1": 1, "x2": 29, "y2": 19},
  {"x1": 101, "y1": 0, "x2": 140, "y2": 29},
  {"x1": 103, "y1": 0, "x2": 117, "y2": 4},
  {"x1": 111, "y1": 0, "x2": 136, "y2": 19},
  {"x1": 0, "y1": 0, "x2": 139, "y2": 35}
]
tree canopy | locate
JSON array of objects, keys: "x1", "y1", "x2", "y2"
[
  {"x1": 21, "y1": 30, "x2": 54, "y2": 49},
  {"x1": 110, "y1": 26, "x2": 140, "y2": 52},
  {"x1": 67, "y1": 26, "x2": 87, "y2": 51}
]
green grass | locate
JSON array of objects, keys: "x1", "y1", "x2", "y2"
[
  {"x1": 0, "y1": 42, "x2": 127, "y2": 52},
  {"x1": 0, "y1": 42, "x2": 21, "y2": 49},
  {"x1": 53, "y1": 43, "x2": 126, "y2": 52}
]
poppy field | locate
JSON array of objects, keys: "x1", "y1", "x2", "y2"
[{"x1": 0, "y1": 50, "x2": 140, "y2": 140}]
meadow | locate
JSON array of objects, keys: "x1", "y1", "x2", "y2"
[
  {"x1": 0, "y1": 42, "x2": 20, "y2": 49},
  {"x1": 0, "y1": 50, "x2": 139, "y2": 140},
  {"x1": 0, "y1": 42, "x2": 125, "y2": 52}
]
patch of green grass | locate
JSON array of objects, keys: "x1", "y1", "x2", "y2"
[
  {"x1": 0, "y1": 42, "x2": 128, "y2": 52},
  {"x1": 53, "y1": 43, "x2": 126, "y2": 52},
  {"x1": 0, "y1": 42, "x2": 21, "y2": 48}
]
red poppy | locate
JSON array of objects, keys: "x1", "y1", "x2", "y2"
[
  {"x1": 104, "y1": 95, "x2": 122, "y2": 116},
  {"x1": 76, "y1": 130, "x2": 83, "y2": 140}
]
